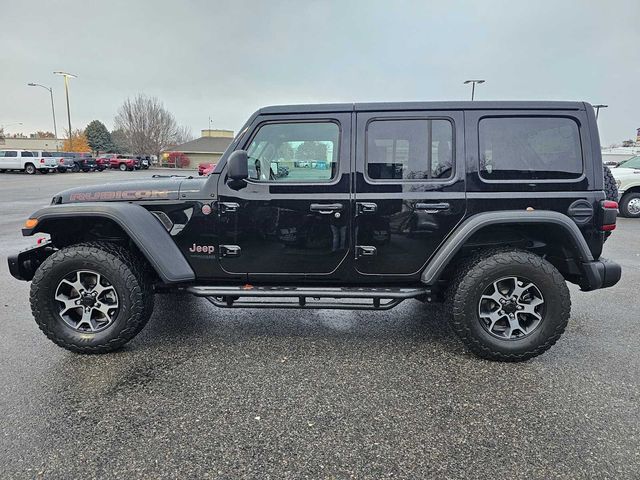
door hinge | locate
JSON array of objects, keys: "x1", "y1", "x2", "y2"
[
  {"x1": 357, "y1": 202, "x2": 378, "y2": 215},
  {"x1": 219, "y1": 245, "x2": 241, "y2": 257},
  {"x1": 219, "y1": 202, "x2": 240, "y2": 214},
  {"x1": 356, "y1": 246, "x2": 377, "y2": 258}
]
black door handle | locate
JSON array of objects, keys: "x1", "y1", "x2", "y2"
[
  {"x1": 415, "y1": 202, "x2": 450, "y2": 211},
  {"x1": 310, "y1": 203, "x2": 343, "y2": 214}
]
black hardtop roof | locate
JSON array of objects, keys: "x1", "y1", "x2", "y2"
[{"x1": 259, "y1": 101, "x2": 588, "y2": 115}]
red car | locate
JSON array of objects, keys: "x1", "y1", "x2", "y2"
[
  {"x1": 96, "y1": 154, "x2": 136, "y2": 171},
  {"x1": 198, "y1": 162, "x2": 216, "y2": 176}
]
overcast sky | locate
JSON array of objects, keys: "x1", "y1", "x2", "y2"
[{"x1": 1, "y1": 0, "x2": 638, "y2": 145}]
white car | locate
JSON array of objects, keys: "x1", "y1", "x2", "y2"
[
  {"x1": 0, "y1": 149, "x2": 58, "y2": 174},
  {"x1": 611, "y1": 156, "x2": 640, "y2": 217}
]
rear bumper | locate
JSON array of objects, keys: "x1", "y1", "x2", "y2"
[{"x1": 580, "y1": 258, "x2": 622, "y2": 291}]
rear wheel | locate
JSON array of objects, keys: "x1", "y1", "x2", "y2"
[
  {"x1": 119, "y1": 163, "x2": 127, "y2": 171},
  {"x1": 71, "y1": 163, "x2": 80, "y2": 173},
  {"x1": 24, "y1": 163, "x2": 36, "y2": 175},
  {"x1": 30, "y1": 242, "x2": 154, "y2": 353},
  {"x1": 447, "y1": 249, "x2": 570, "y2": 362},
  {"x1": 620, "y1": 192, "x2": 640, "y2": 218}
]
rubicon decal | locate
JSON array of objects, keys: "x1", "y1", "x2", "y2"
[
  {"x1": 189, "y1": 244, "x2": 215, "y2": 255},
  {"x1": 69, "y1": 190, "x2": 170, "y2": 201}
]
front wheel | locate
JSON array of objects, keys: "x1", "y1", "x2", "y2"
[
  {"x1": 24, "y1": 163, "x2": 36, "y2": 175},
  {"x1": 447, "y1": 249, "x2": 570, "y2": 362},
  {"x1": 71, "y1": 164, "x2": 80, "y2": 173},
  {"x1": 30, "y1": 242, "x2": 154, "y2": 353},
  {"x1": 619, "y1": 192, "x2": 640, "y2": 218},
  {"x1": 119, "y1": 163, "x2": 127, "y2": 171}
]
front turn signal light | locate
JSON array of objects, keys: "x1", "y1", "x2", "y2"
[{"x1": 24, "y1": 218, "x2": 38, "y2": 229}]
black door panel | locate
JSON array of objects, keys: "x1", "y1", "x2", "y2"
[
  {"x1": 216, "y1": 113, "x2": 352, "y2": 279},
  {"x1": 354, "y1": 111, "x2": 466, "y2": 277}
]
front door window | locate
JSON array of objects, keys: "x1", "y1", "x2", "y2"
[{"x1": 246, "y1": 122, "x2": 339, "y2": 183}]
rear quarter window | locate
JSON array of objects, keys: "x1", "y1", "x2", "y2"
[{"x1": 479, "y1": 117, "x2": 583, "y2": 181}]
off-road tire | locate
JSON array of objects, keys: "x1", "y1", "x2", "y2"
[
  {"x1": 30, "y1": 242, "x2": 154, "y2": 353},
  {"x1": 24, "y1": 163, "x2": 36, "y2": 175},
  {"x1": 619, "y1": 192, "x2": 640, "y2": 218},
  {"x1": 603, "y1": 166, "x2": 618, "y2": 202},
  {"x1": 446, "y1": 248, "x2": 570, "y2": 362}
]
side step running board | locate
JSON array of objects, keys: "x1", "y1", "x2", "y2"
[{"x1": 186, "y1": 285, "x2": 430, "y2": 311}]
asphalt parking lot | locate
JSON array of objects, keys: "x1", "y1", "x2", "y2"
[{"x1": 0, "y1": 170, "x2": 638, "y2": 479}]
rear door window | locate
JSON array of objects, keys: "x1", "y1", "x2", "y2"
[
  {"x1": 479, "y1": 117, "x2": 583, "y2": 180},
  {"x1": 366, "y1": 119, "x2": 454, "y2": 181},
  {"x1": 22, "y1": 151, "x2": 34, "y2": 157}
]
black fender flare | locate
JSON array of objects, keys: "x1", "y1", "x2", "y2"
[
  {"x1": 23, "y1": 202, "x2": 195, "y2": 284},
  {"x1": 420, "y1": 210, "x2": 595, "y2": 285}
]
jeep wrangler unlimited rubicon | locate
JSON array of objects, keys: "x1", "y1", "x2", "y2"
[{"x1": 8, "y1": 101, "x2": 621, "y2": 361}]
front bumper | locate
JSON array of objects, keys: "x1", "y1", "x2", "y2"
[
  {"x1": 580, "y1": 258, "x2": 622, "y2": 291},
  {"x1": 8, "y1": 242, "x2": 55, "y2": 281}
]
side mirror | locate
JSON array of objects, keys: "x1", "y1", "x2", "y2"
[{"x1": 227, "y1": 150, "x2": 248, "y2": 181}]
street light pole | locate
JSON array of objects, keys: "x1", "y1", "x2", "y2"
[
  {"x1": 53, "y1": 71, "x2": 77, "y2": 150},
  {"x1": 593, "y1": 104, "x2": 608, "y2": 121},
  {"x1": 27, "y1": 83, "x2": 58, "y2": 146},
  {"x1": 464, "y1": 79, "x2": 485, "y2": 101}
]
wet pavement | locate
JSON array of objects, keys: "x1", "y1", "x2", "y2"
[{"x1": 0, "y1": 170, "x2": 638, "y2": 479}]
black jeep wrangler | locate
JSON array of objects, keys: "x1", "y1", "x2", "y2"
[{"x1": 9, "y1": 101, "x2": 621, "y2": 361}]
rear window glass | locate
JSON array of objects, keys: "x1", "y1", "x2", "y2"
[
  {"x1": 366, "y1": 119, "x2": 453, "y2": 181},
  {"x1": 479, "y1": 117, "x2": 583, "y2": 180}
]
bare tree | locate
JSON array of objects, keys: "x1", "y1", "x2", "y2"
[
  {"x1": 114, "y1": 94, "x2": 189, "y2": 156},
  {"x1": 173, "y1": 125, "x2": 195, "y2": 146}
]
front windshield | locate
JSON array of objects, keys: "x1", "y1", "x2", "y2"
[{"x1": 618, "y1": 156, "x2": 640, "y2": 169}]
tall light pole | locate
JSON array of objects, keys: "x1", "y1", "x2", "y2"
[
  {"x1": 27, "y1": 83, "x2": 58, "y2": 145},
  {"x1": 593, "y1": 104, "x2": 608, "y2": 121},
  {"x1": 53, "y1": 71, "x2": 77, "y2": 150},
  {"x1": 464, "y1": 79, "x2": 485, "y2": 101}
]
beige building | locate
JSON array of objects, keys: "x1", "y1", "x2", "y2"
[
  {"x1": 0, "y1": 136, "x2": 64, "y2": 151},
  {"x1": 161, "y1": 129, "x2": 234, "y2": 167}
]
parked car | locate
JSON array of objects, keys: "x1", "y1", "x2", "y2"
[
  {"x1": 0, "y1": 149, "x2": 57, "y2": 174},
  {"x1": 135, "y1": 156, "x2": 151, "y2": 170},
  {"x1": 611, "y1": 156, "x2": 640, "y2": 217},
  {"x1": 54, "y1": 152, "x2": 75, "y2": 172},
  {"x1": 8, "y1": 101, "x2": 621, "y2": 362},
  {"x1": 72, "y1": 153, "x2": 98, "y2": 172},
  {"x1": 95, "y1": 153, "x2": 116, "y2": 171},
  {"x1": 198, "y1": 162, "x2": 216, "y2": 176},
  {"x1": 31, "y1": 150, "x2": 62, "y2": 173},
  {"x1": 96, "y1": 153, "x2": 137, "y2": 172}
]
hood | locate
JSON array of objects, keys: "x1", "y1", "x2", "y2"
[
  {"x1": 53, "y1": 176, "x2": 193, "y2": 204},
  {"x1": 611, "y1": 167, "x2": 640, "y2": 179}
]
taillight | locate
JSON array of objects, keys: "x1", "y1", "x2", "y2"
[{"x1": 599, "y1": 200, "x2": 618, "y2": 232}]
